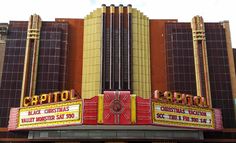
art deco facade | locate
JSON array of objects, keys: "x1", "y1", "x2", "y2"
[
  {"x1": 0, "y1": 4, "x2": 236, "y2": 142},
  {"x1": 0, "y1": 16, "x2": 68, "y2": 129},
  {"x1": 164, "y1": 20, "x2": 236, "y2": 128},
  {"x1": 82, "y1": 4, "x2": 151, "y2": 99}
]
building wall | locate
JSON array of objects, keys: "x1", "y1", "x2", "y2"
[
  {"x1": 132, "y1": 8, "x2": 151, "y2": 99},
  {"x1": 165, "y1": 22, "x2": 236, "y2": 128},
  {"x1": 82, "y1": 8, "x2": 102, "y2": 98},
  {"x1": 0, "y1": 21, "x2": 68, "y2": 129},
  {"x1": 36, "y1": 22, "x2": 68, "y2": 94},
  {"x1": 205, "y1": 23, "x2": 235, "y2": 127},
  {"x1": 150, "y1": 19, "x2": 177, "y2": 93},
  {"x1": 0, "y1": 24, "x2": 8, "y2": 88},
  {"x1": 223, "y1": 21, "x2": 236, "y2": 123},
  {"x1": 0, "y1": 22, "x2": 28, "y2": 129},
  {"x1": 56, "y1": 18, "x2": 84, "y2": 93},
  {"x1": 165, "y1": 23, "x2": 197, "y2": 95}
]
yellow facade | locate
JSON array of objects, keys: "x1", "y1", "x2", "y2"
[
  {"x1": 132, "y1": 8, "x2": 151, "y2": 99},
  {"x1": 82, "y1": 8, "x2": 102, "y2": 99},
  {"x1": 82, "y1": 7, "x2": 151, "y2": 99}
]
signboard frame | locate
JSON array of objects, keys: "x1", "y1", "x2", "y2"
[
  {"x1": 17, "y1": 100, "x2": 83, "y2": 129},
  {"x1": 152, "y1": 101, "x2": 215, "y2": 129}
]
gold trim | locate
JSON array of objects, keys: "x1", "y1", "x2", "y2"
[
  {"x1": 110, "y1": 5, "x2": 115, "y2": 13},
  {"x1": 131, "y1": 94, "x2": 136, "y2": 124},
  {"x1": 152, "y1": 101, "x2": 215, "y2": 129},
  {"x1": 102, "y1": 5, "x2": 106, "y2": 13},
  {"x1": 97, "y1": 94, "x2": 104, "y2": 124},
  {"x1": 119, "y1": 6, "x2": 123, "y2": 13},
  {"x1": 18, "y1": 100, "x2": 82, "y2": 128},
  {"x1": 127, "y1": 5, "x2": 132, "y2": 13},
  {"x1": 20, "y1": 14, "x2": 42, "y2": 107},
  {"x1": 223, "y1": 21, "x2": 236, "y2": 121},
  {"x1": 191, "y1": 16, "x2": 212, "y2": 107}
]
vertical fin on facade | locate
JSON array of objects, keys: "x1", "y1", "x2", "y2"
[
  {"x1": 118, "y1": 4, "x2": 124, "y2": 90},
  {"x1": 109, "y1": 4, "x2": 115, "y2": 90},
  {"x1": 0, "y1": 23, "x2": 8, "y2": 88},
  {"x1": 191, "y1": 16, "x2": 212, "y2": 107},
  {"x1": 101, "y1": 4, "x2": 106, "y2": 93},
  {"x1": 127, "y1": 4, "x2": 132, "y2": 91},
  {"x1": 222, "y1": 21, "x2": 236, "y2": 120},
  {"x1": 20, "y1": 14, "x2": 42, "y2": 107},
  {"x1": 96, "y1": 4, "x2": 135, "y2": 94}
]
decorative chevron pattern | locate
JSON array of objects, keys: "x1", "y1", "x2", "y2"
[{"x1": 103, "y1": 91, "x2": 131, "y2": 124}]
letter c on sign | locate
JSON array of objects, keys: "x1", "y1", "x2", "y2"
[{"x1": 23, "y1": 97, "x2": 31, "y2": 107}]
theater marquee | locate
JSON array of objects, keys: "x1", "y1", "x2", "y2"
[
  {"x1": 152, "y1": 102, "x2": 215, "y2": 129},
  {"x1": 18, "y1": 100, "x2": 82, "y2": 129}
]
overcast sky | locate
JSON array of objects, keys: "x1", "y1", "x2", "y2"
[{"x1": 1, "y1": 0, "x2": 235, "y2": 47}]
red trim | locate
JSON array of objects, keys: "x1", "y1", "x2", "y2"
[
  {"x1": 0, "y1": 138, "x2": 236, "y2": 142},
  {"x1": 204, "y1": 139, "x2": 236, "y2": 142},
  {"x1": 152, "y1": 122, "x2": 222, "y2": 131},
  {"x1": 10, "y1": 123, "x2": 82, "y2": 131},
  {"x1": 0, "y1": 128, "x2": 8, "y2": 132},
  {"x1": 222, "y1": 128, "x2": 236, "y2": 132},
  {"x1": 0, "y1": 138, "x2": 29, "y2": 142}
]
